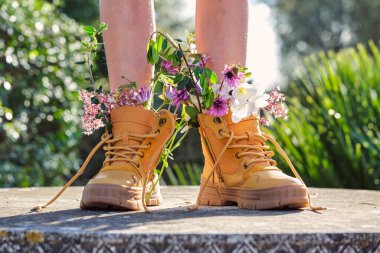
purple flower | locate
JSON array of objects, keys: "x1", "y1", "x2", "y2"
[
  {"x1": 206, "y1": 97, "x2": 228, "y2": 117},
  {"x1": 165, "y1": 85, "x2": 177, "y2": 101},
  {"x1": 135, "y1": 86, "x2": 152, "y2": 105},
  {"x1": 161, "y1": 60, "x2": 179, "y2": 75},
  {"x1": 173, "y1": 89, "x2": 190, "y2": 107},
  {"x1": 222, "y1": 64, "x2": 244, "y2": 87}
]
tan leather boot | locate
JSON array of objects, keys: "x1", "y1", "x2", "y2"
[
  {"x1": 80, "y1": 106, "x2": 175, "y2": 211},
  {"x1": 32, "y1": 106, "x2": 175, "y2": 212},
  {"x1": 195, "y1": 112, "x2": 315, "y2": 210}
]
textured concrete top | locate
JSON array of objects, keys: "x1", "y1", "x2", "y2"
[{"x1": 0, "y1": 186, "x2": 379, "y2": 234}]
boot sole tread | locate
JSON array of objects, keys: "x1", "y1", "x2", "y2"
[
  {"x1": 80, "y1": 183, "x2": 162, "y2": 211},
  {"x1": 200, "y1": 182, "x2": 309, "y2": 210}
]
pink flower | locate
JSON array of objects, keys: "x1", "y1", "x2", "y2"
[
  {"x1": 206, "y1": 97, "x2": 228, "y2": 117},
  {"x1": 222, "y1": 64, "x2": 244, "y2": 87},
  {"x1": 197, "y1": 54, "x2": 212, "y2": 67},
  {"x1": 173, "y1": 89, "x2": 190, "y2": 107},
  {"x1": 161, "y1": 60, "x2": 179, "y2": 75},
  {"x1": 264, "y1": 89, "x2": 288, "y2": 119},
  {"x1": 259, "y1": 117, "x2": 270, "y2": 126},
  {"x1": 78, "y1": 90, "x2": 107, "y2": 135},
  {"x1": 116, "y1": 88, "x2": 138, "y2": 107}
]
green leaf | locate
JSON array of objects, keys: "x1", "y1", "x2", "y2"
[
  {"x1": 156, "y1": 34, "x2": 163, "y2": 53},
  {"x1": 210, "y1": 70, "x2": 218, "y2": 84},
  {"x1": 96, "y1": 85, "x2": 103, "y2": 93},
  {"x1": 97, "y1": 22, "x2": 108, "y2": 34},
  {"x1": 100, "y1": 103, "x2": 108, "y2": 110},
  {"x1": 146, "y1": 42, "x2": 153, "y2": 64},
  {"x1": 185, "y1": 106, "x2": 199, "y2": 119},
  {"x1": 152, "y1": 44, "x2": 159, "y2": 64},
  {"x1": 173, "y1": 74, "x2": 183, "y2": 84},
  {"x1": 91, "y1": 96, "x2": 99, "y2": 104},
  {"x1": 154, "y1": 81, "x2": 164, "y2": 94},
  {"x1": 162, "y1": 39, "x2": 168, "y2": 52},
  {"x1": 75, "y1": 61, "x2": 86, "y2": 65},
  {"x1": 177, "y1": 76, "x2": 189, "y2": 90},
  {"x1": 204, "y1": 88, "x2": 215, "y2": 109},
  {"x1": 83, "y1": 26, "x2": 96, "y2": 36}
]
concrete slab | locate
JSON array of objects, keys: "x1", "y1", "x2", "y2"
[{"x1": 0, "y1": 187, "x2": 379, "y2": 252}]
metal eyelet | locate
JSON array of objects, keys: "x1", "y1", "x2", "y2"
[
  {"x1": 214, "y1": 117, "x2": 222, "y2": 124},
  {"x1": 243, "y1": 163, "x2": 248, "y2": 169},
  {"x1": 155, "y1": 129, "x2": 161, "y2": 134},
  {"x1": 159, "y1": 118, "x2": 167, "y2": 126}
]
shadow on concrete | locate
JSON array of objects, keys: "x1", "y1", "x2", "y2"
[{"x1": 0, "y1": 205, "x2": 304, "y2": 232}]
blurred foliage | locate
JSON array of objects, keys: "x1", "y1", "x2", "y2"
[
  {"x1": 161, "y1": 162, "x2": 202, "y2": 186},
  {"x1": 266, "y1": 41, "x2": 380, "y2": 189},
  {"x1": 0, "y1": 0, "x2": 198, "y2": 187},
  {"x1": 0, "y1": 0, "x2": 84, "y2": 186},
  {"x1": 265, "y1": 0, "x2": 380, "y2": 76}
]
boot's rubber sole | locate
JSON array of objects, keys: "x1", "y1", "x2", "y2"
[
  {"x1": 80, "y1": 183, "x2": 162, "y2": 211},
  {"x1": 200, "y1": 182, "x2": 309, "y2": 210}
]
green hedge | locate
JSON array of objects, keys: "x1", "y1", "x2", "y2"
[
  {"x1": 0, "y1": 0, "x2": 84, "y2": 186},
  {"x1": 266, "y1": 41, "x2": 380, "y2": 189}
]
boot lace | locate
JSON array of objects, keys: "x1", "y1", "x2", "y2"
[
  {"x1": 190, "y1": 129, "x2": 325, "y2": 212},
  {"x1": 32, "y1": 131, "x2": 159, "y2": 212}
]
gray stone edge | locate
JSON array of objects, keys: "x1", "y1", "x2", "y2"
[{"x1": 0, "y1": 228, "x2": 379, "y2": 253}]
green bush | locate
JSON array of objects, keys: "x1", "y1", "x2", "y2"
[
  {"x1": 0, "y1": 0, "x2": 84, "y2": 186},
  {"x1": 266, "y1": 41, "x2": 380, "y2": 189}
]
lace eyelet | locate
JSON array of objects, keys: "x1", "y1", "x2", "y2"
[
  {"x1": 140, "y1": 152, "x2": 144, "y2": 158},
  {"x1": 243, "y1": 163, "x2": 249, "y2": 169},
  {"x1": 214, "y1": 117, "x2": 222, "y2": 124},
  {"x1": 159, "y1": 118, "x2": 167, "y2": 126},
  {"x1": 235, "y1": 153, "x2": 241, "y2": 159},
  {"x1": 218, "y1": 129, "x2": 224, "y2": 136},
  {"x1": 155, "y1": 129, "x2": 161, "y2": 134},
  {"x1": 147, "y1": 141, "x2": 152, "y2": 147}
]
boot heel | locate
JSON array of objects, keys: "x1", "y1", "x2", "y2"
[{"x1": 199, "y1": 183, "x2": 225, "y2": 206}]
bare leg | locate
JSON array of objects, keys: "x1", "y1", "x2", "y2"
[
  {"x1": 100, "y1": 0, "x2": 155, "y2": 90},
  {"x1": 195, "y1": 0, "x2": 249, "y2": 77}
]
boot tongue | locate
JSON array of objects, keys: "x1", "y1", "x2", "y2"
[
  {"x1": 110, "y1": 106, "x2": 154, "y2": 166},
  {"x1": 224, "y1": 112, "x2": 270, "y2": 167}
]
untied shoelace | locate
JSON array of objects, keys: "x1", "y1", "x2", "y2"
[{"x1": 32, "y1": 131, "x2": 159, "y2": 212}]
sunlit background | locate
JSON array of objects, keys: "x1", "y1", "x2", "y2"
[
  {"x1": 183, "y1": 1, "x2": 280, "y2": 87},
  {"x1": 1, "y1": 0, "x2": 379, "y2": 189}
]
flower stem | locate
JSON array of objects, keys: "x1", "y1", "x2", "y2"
[{"x1": 178, "y1": 44, "x2": 203, "y2": 113}]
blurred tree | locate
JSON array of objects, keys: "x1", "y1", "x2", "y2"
[
  {"x1": 0, "y1": 0, "x2": 200, "y2": 188},
  {"x1": 263, "y1": 0, "x2": 380, "y2": 76},
  {"x1": 0, "y1": 0, "x2": 85, "y2": 186}
]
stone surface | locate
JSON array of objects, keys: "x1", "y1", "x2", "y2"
[{"x1": 0, "y1": 186, "x2": 379, "y2": 252}]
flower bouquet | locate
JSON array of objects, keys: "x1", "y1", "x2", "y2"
[{"x1": 76, "y1": 26, "x2": 289, "y2": 198}]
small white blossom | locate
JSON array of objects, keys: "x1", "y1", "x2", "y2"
[{"x1": 230, "y1": 83, "x2": 269, "y2": 123}]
